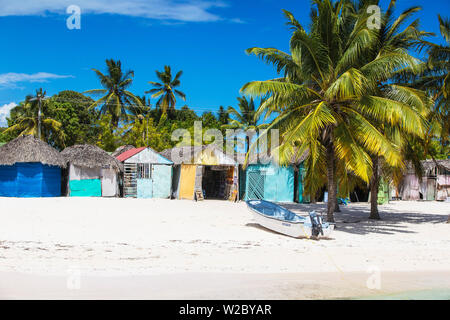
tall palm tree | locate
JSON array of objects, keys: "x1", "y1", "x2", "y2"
[
  {"x1": 85, "y1": 59, "x2": 143, "y2": 127},
  {"x1": 5, "y1": 89, "x2": 65, "y2": 145},
  {"x1": 353, "y1": 0, "x2": 431, "y2": 219},
  {"x1": 222, "y1": 96, "x2": 268, "y2": 153},
  {"x1": 241, "y1": 1, "x2": 426, "y2": 222},
  {"x1": 146, "y1": 65, "x2": 186, "y2": 114}
]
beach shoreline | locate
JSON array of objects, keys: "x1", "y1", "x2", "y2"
[{"x1": 1, "y1": 270, "x2": 449, "y2": 299}]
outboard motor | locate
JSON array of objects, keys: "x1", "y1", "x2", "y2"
[{"x1": 309, "y1": 211, "x2": 324, "y2": 237}]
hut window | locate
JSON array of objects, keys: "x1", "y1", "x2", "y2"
[{"x1": 137, "y1": 164, "x2": 152, "y2": 179}]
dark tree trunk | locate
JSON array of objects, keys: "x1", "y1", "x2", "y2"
[
  {"x1": 246, "y1": 136, "x2": 250, "y2": 154},
  {"x1": 369, "y1": 155, "x2": 381, "y2": 220},
  {"x1": 326, "y1": 143, "x2": 337, "y2": 223},
  {"x1": 335, "y1": 200, "x2": 341, "y2": 212}
]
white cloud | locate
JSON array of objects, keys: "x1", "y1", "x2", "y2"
[
  {"x1": 0, "y1": 72, "x2": 74, "y2": 88},
  {"x1": 0, "y1": 102, "x2": 16, "y2": 127},
  {"x1": 0, "y1": 0, "x2": 234, "y2": 23}
]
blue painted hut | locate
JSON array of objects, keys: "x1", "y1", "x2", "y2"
[
  {"x1": 240, "y1": 152, "x2": 306, "y2": 203},
  {"x1": 117, "y1": 147, "x2": 173, "y2": 198},
  {"x1": 0, "y1": 135, "x2": 66, "y2": 197}
]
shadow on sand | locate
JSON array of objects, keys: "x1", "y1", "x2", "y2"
[{"x1": 276, "y1": 202, "x2": 448, "y2": 236}]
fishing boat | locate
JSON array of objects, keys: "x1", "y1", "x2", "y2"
[{"x1": 246, "y1": 200, "x2": 334, "y2": 238}]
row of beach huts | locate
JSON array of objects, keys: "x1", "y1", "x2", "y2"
[
  {"x1": 0, "y1": 135, "x2": 305, "y2": 202},
  {"x1": 0, "y1": 135, "x2": 449, "y2": 202}
]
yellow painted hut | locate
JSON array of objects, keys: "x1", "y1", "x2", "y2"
[{"x1": 160, "y1": 145, "x2": 239, "y2": 201}]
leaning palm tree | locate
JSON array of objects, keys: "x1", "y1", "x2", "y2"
[
  {"x1": 85, "y1": 59, "x2": 143, "y2": 127},
  {"x1": 241, "y1": 1, "x2": 426, "y2": 222},
  {"x1": 5, "y1": 89, "x2": 65, "y2": 145},
  {"x1": 222, "y1": 96, "x2": 268, "y2": 153},
  {"x1": 145, "y1": 65, "x2": 186, "y2": 114}
]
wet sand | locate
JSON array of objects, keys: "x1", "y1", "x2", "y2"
[{"x1": 1, "y1": 270, "x2": 449, "y2": 299}]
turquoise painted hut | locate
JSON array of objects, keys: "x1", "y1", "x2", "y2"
[
  {"x1": 61, "y1": 145, "x2": 122, "y2": 197},
  {"x1": 117, "y1": 147, "x2": 173, "y2": 198},
  {"x1": 0, "y1": 135, "x2": 66, "y2": 197},
  {"x1": 240, "y1": 152, "x2": 307, "y2": 203}
]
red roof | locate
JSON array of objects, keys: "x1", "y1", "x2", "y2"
[{"x1": 116, "y1": 147, "x2": 146, "y2": 162}]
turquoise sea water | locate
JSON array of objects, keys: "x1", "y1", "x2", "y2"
[{"x1": 355, "y1": 288, "x2": 450, "y2": 300}]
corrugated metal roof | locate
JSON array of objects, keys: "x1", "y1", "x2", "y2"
[
  {"x1": 116, "y1": 147, "x2": 146, "y2": 162},
  {"x1": 160, "y1": 145, "x2": 238, "y2": 165}
]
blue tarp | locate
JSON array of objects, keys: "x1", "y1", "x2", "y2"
[{"x1": 0, "y1": 163, "x2": 61, "y2": 197}]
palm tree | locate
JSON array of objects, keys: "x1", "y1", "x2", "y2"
[
  {"x1": 131, "y1": 95, "x2": 152, "y2": 123},
  {"x1": 128, "y1": 95, "x2": 152, "y2": 143},
  {"x1": 222, "y1": 96, "x2": 268, "y2": 153},
  {"x1": 85, "y1": 59, "x2": 143, "y2": 127},
  {"x1": 353, "y1": 0, "x2": 431, "y2": 219},
  {"x1": 241, "y1": 1, "x2": 427, "y2": 222},
  {"x1": 408, "y1": 15, "x2": 450, "y2": 150},
  {"x1": 146, "y1": 65, "x2": 186, "y2": 114},
  {"x1": 218, "y1": 106, "x2": 230, "y2": 126},
  {"x1": 5, "y1": 89, "x2": 65, "y2": 145}
]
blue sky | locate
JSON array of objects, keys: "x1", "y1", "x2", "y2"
[{"x1": 0, "y1": 0, "x2": 449, "y2": 126}]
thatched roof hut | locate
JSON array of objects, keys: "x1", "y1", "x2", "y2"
[
  {"x1": 61, "y1": 144, "x2": 121, "y2": 197},
  {"x1": 61, "y1": 144, "x2": 122, "y2": 171},
  {"x1": 421, "y1": 159, "x2": 450, "y2": 172},
  {"x1": 0, "y1": 134, "x2": 66, "y2": 167},
  {"x1": 403, "y1": 159, "x2": 450, "y2": 201},
  {"x1": 0, "y1": 135, "x2": 64, "y2": 197}
]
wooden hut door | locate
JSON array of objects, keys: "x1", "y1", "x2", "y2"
[
  {"x1": 179, "y1": 165, "x2": 196, "y2": 200},
  {"x1": 426, "y1": 178, "x2": 436, "y2": 201}
]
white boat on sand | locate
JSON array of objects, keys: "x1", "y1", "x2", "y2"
[{"x1": 246, "y1": 200, "x2": 334, "y2": 238}]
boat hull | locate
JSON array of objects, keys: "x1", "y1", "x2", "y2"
[
  {"x1": 252, "y1": 210, "x2": 313, "y2": 238},
  {"x1": 247, "y1": 200, "x2": 334, "y2": 238}
]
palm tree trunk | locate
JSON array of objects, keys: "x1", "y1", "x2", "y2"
[
  {"x1": 246, "y1": 135, "x2": 250, "y2": 154},
  {"x1": 326, "y1": 142, "x2": 337, "y2": 223},
  {"x1": 369, "y1": 155, "x2": 381, "y2": 220},
  {"x1": 335, "y1": 198, "x2": 341, "y2": 212}
]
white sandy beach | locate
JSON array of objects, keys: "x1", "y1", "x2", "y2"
[{"x1": 0, "y1": 198, "x2": 449, "y2": 299}]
